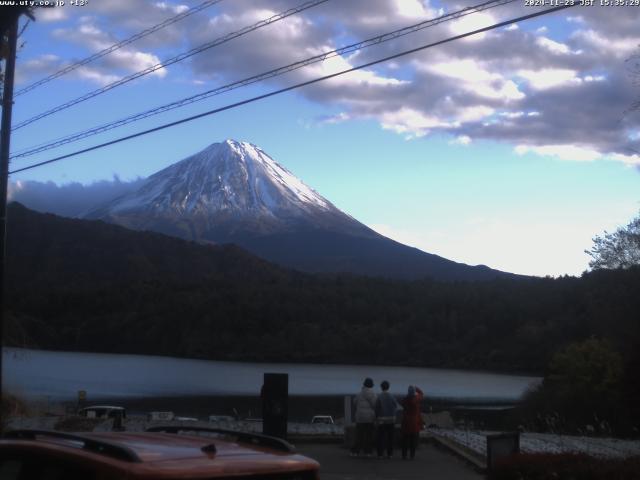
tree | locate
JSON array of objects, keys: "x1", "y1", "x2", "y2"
[
  {"x1": 549, "y1": 338, "x2": 623, "y2": 396},
  {"x1": 586, "y1": 211, "x2": 640, "y2": 270},
  {"x1": 518, "y1": 338, "x2": 626, "y2": 434}
]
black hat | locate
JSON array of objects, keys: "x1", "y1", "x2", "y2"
[
  {"x1": 381, "y1": 380, "x2": 390, "y2": 390},
  {"x1": 364, "y1": 378, "x2": 374, "y2": 388}
]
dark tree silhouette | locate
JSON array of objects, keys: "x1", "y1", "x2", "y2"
[{"x1": 586, "y1": 211, "x2": 640, "y2": 270}]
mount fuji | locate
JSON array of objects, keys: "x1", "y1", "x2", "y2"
[{"x1": 86, "y1": 139, "x2": 513, "y2": 281}]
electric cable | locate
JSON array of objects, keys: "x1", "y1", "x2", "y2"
[
  {"x1": 9, "y1": 3, "x2": 576, "y2": 175},
  {"x1": 11, "y1": 0, "x2": 517, "y2": 160},
  {"x1": 15, "y1": 0, "x2": 223, "y2": 97},
  {"x1": 12, "y1": 0, "x2": 329, "y2": 131}
]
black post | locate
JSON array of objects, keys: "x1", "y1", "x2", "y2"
[
  {"x1": 262, "y1": 373, "x2": 288, "y2": 440},
  {"x1": 0, "y1": 12, "x2": 21, "y2": 423},
  {"x1": 486, "y1": 432, "x2": 520, "y2": 471}
]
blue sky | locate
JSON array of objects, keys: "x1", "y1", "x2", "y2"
[{"x1": 5, "y1": 0, "x2": 640, "y2": 277}]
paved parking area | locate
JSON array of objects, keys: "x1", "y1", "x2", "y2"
[{"x1": 297, "y1": 442, "x2": 483, "y2": 480}]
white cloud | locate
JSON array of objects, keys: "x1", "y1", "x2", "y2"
[
  {"x1": 515, "y1": 144, "x2": 602, "y2": 162},
  {"x1": 309, "y1": 54, "x2": 406, "y2": 88},
  {"x1": 517, "y1": 68, "x2": 581, "y2": 90},
  {"x1": 514, "y1": 145, "x2": 640, "y2": 167},
  {"x1": 52, "y1": 18, "x2": 166, "y2": 82},
  {"x1": 392, "y1": 0, "x2": 430, "y2": 18},
  {"x1": 536, "y1": 37, "x2": 573, "y2": 55},
  {"x1": 35, "y1": 7, "x2": 68, "y2": 22},
  {"x1": 379, "y1": 108, "x2": 455, "y2": 137},
  {"x1": 377, "y1": 103, "x2": 494, "y2": 139},
  {"x1": 449, "y1": 12, "x2": 496, "y2": 41},
  {"x1": 500, "y1": 111, "x2": 524, "y2": 119},
  {"x1": 451, "y1": 135, "x2": 472, "y2": 146},
  {"x1": 320, "y1": 112, "x2": 351, "y2": 125},
  {"x1": 155, "y1": 2, "x2": 189, "y2": 14},
  {"x1": 427, "y1": 59, "x2": 492, "y2": 82},
  {"x1": 458, "y1": 105, "x2": 494, "y2": 122},
  {"x1": 572, "y1": 29, "x2": 640, "y2": 57},
  {"x1": 111, "y1": 50, "x2": 167, "y2": 78},
  {"x1": 427, "y1": 59, "x2": 524, "y2": 101},
  {"x1": 73, "y1": 66, "x2": 121, "y2": 86},
  {"x1": 608, "y1": 153, "x2": 640, "y2": 166}
]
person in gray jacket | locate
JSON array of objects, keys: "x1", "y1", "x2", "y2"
[
  {"x1": 375, "y1": 380, "x2": 401, "y2": 458},
  {"x1": 350, "y1": 377, "x2": 377, "y2": 457}
]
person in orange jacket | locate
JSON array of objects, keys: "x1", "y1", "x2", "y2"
[{"x1": 400, "y1": 385, "x2": 423, "y2": 460}]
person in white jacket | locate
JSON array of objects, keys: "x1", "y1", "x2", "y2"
[{"x1": 350, "y1": 377, "x2": 377, "y2": 457}]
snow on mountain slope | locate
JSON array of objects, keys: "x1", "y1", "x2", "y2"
[
  {"x1": 86, "y1": 139, "x2": 515, "y2": 280},
  {"x1": 109, "y1": 140, "x2": 327, "y2": 213},
  {"x1": 86, "y1": 139, "x2": 375, "y2": 239}
]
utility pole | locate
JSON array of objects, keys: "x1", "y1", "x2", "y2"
[{"x1": 0, "y1": 6, "x2": 27, "y2": 426}]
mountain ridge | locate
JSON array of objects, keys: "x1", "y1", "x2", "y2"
[
  {"x1": 86, "y1": 139, "x2": 516, "y2": 281},
  {"x1": 6, "y1": 202, "x2": 640, "y2": 377}
]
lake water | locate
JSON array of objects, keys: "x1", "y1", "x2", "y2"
[{"x1": 2, "y1": 348, "x2": 541, "y2": 403}]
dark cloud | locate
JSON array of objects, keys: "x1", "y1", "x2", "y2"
[
  {"x1": 14, "y1": 54, "x2": 65, "y2": 86},
  {"x1": 176, "y1": 1, "x2": 640, "y2": 160},
  {"x1": 25, "y1": 0, "x2": 640, "y2": 163},
  {"x1": 8, "y1": 177, "x2": 145, "y2": 218}
]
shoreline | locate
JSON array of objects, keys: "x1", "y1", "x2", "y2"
[
  {"x1": 4, "y1": 348, "x2": 540, "y2": 420},
  {"x1": 2, "y1": 346, "x2": 544, "y2": 380},
  {"x1": 25, "y1": 394, "x2": 519, "y2": 430}
]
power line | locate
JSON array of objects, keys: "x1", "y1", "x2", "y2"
[
  {"x1": 9, "y1": 3, "x2": 576, "y2": 175},
  {"x1": 15, "y1": 0, "x2": 223, "y2": 97},
  {"x1": 11, "y1": 0, "x2": 329, "y2": 131},
  {"x1": 11, "y1": 0, "x2": 516, "y2": 160}
]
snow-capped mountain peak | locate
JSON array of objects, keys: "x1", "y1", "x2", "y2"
[
  {"x1": 102, "y1": 139, "x2": 334, "y2": 217},
  {"x1": 87, "y1": 139, "x2": 370, "y2": 238},
  {"x1": 85, "y1": 139, "x2": 513, "y2": 281},
  {"x1": 215, "y1": 139, "x2": 330, "y2": 210}
]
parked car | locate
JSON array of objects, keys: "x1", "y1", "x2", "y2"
[
  {"x1": 78, "y1": 405, "x2": 126, "y2": 419},
  {"x1": 147, "y1": 411, "x2": 174, "y2": 421},
  {"x1": 311, "y1": 415, "x2": 334, "y2": 424},
  {"x1": 0, "y1": 427, "x2": 320, "y2": 479}
]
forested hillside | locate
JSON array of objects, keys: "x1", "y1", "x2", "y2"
[{"x1": 4, "y1": 203, "x2": 640, "y2": 376}]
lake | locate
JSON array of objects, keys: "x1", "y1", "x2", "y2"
[{"x1": 2, "y1": 348, "x2": 540, "y2": 403}]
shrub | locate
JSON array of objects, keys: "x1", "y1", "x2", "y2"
[
  {"x1": 54, "y1": 416, "x2": 103, "y2": 432},
  {"x1": 488, "y1": 453, "x2": 640, "y2": 480},
  {"x1": 1, "y1": 394, "x2": 30, "y2": 433}
]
